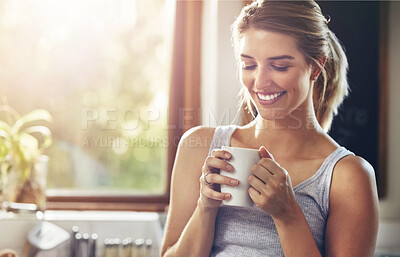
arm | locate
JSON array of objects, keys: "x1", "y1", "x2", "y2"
[
  {"x1": 161, "y1": 126, "x2": 215, "y2": 257},
  {"x1": 325, "y1": 156, "x2": 379, "y2": 257},
  {"x1": 161, "y1": 127, "x2": 237, "y2": 257},
  {"x1": 162, "y1": 199, "x2": 219, "y2": 257}
]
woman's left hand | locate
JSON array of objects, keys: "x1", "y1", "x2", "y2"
[{"x1": 248, "y1": 146, "x2": 298, "y2": 221}]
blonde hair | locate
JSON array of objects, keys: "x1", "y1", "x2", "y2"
[{"x1": 232, "y1": 0, "x2": 349, "y2": 132}]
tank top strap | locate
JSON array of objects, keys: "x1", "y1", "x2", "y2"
[
  {"x1": 207, "y1": 125, "x2": 238, "y2": 156},
  {"x1": 320, "y1": 146, "x2": 355, "y2": 215}
]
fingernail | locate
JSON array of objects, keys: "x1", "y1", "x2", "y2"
[
  {"x1": 226, "y1": 165, "x2": 233, "y2": 171},
  {"x1": 231, "y1": 180, "x2": 238, "y2": 186},
  {"x1": 225, "y1": 194, "x2": 231, "y2": 200},
  {"x1": 224, "y1": 152, "x2": 231, "y2": 158}
]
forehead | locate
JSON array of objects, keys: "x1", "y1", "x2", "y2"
[{"x1": 239, "y1": 28, "x2": 301, "y2": 58}]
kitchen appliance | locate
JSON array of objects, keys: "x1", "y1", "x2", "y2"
[{"x1": 21, "y1": 221, "x2": 70, "y2": 257}]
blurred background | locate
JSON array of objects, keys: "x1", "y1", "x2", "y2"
[{"x1": 0, "y1": 0, "x2": 173, "y2": 196}]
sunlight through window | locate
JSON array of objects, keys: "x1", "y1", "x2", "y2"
[{"x1": 0, "y1": 0, "x2": 174, "y2": 196}]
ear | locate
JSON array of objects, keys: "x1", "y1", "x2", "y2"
[{"x1": 311, "y1": 56, "x2": 327, "y2": 81}]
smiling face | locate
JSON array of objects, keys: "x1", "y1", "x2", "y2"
[{"x1": 239, "y1": 28, "x2": 315, "y2": 122}]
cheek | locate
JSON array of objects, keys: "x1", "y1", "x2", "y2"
[
  {"x1": 297, "y1": 73, "x2": 312, "y2": 93},
  {"x1": 287, "y1": 75, "x2": 312, "y2": 106},
  {"x1": 240, "y1": 71, "x2": 253, "y2": 89},
  {"x1": 282, "y1": 72, "x2": 308, "y2": 92}
]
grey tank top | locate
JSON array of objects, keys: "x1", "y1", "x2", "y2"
[{"x1": 207, "y1": 125, "x2": 354, "y2": 257}]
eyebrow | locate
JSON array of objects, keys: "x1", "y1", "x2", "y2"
[{"x1": 240, "y1": 54, "x2": 295, "y2": 61}]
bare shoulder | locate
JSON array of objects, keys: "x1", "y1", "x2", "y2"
[
  {"x1": 170, "y1": 125, "x2": 217, "y2": 198},
  {"x1": 176, "y1": 126, "x2": 216, "y2": 163},
  {"x1": 173, "y1": 125, "x2": 216, "y2": 179},
  {"x1": 331, "y1": 155, "x2": 377, "y2": 198},
  {"x1": 179, "y1": 126, "x2": 216, "y2": 151},
  {"x1": 169, "y1": 126, "x2": 217, "y2": 196},
  {"x1": 182, "y1": 125, "x2": 216, "y2": 137}
]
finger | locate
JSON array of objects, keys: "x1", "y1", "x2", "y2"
[
  {"x1": 248, "y1": 175, "x2": 267, "y2": 193},
  {"x1": 259, "y1": 146, "x2": 274, "y2": 160},
  {"x1": 211, "y1": 149, "x2": 232, "y2": 159},
  {"x1": 248, "y1": 186, "x2": 261, "y2": 203},
  {"x1": 203, "y1": 173, "x2": 239, "y2": 187},
  {"x1": 258, "y1": 158, "x2": 282, "y2": 175},
  {"x1": 202, "y1": 186, "x2": 231, "y2": 201},
  {"x1": 204, "y1": 156, "x2": 234, "y2": 173},
  {"x1": 252, "y1": 164, "x2": 274, "y2": 184},
  {"x1": 258, "y1": 159, "x2": 291, "y2": 188}
]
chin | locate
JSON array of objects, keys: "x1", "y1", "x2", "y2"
[{"x1": 250, "y1": 97, "x2": 287, "y2": 121}]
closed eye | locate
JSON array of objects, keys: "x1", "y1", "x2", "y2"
[
  {"x1": 241, "y1": 62, "x2": 257, "y2": 70},
  {"x1": 271, "y1": 65, "x2": 289, "y2": 72}
]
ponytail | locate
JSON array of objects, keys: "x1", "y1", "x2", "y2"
[{"x1": 314, "y1": 30, "x2": 349, "y2": 132}]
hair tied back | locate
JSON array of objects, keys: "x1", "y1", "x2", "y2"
[{"x1": 325, "y1": 15, "x2": 331, "y2": 25}]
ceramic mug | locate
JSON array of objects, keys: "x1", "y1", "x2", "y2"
[{"x1": 221, "y1": 146, "x2": 261, "y2": 207}]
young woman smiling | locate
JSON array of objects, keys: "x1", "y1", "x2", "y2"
[{"x1": 161, "y1": 1, "x2": 379, "y2": 256}]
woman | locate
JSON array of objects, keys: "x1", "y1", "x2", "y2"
[{"x1": 161, "y1": 0, "x2": 379, "y2": 256}]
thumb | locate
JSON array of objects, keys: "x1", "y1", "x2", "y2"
[{"x1": 259, "y1": 146, "x2": 275, "y2": 160}]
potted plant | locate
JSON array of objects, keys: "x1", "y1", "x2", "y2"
[{"x1": 0, "y1": 105, "x2": 52, "y2": 210}]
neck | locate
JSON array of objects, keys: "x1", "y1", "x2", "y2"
[{"x1": 248, "y1": 106, "x2": 325, "y2": 158}]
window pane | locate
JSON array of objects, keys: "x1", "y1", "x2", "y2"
[{"x1": 0, "y1": 0, "x2": 173, "y2": 195}]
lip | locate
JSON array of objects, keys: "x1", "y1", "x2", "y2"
[{"x1": 255, "y1": 91, "x2": 286, "y2": 106}]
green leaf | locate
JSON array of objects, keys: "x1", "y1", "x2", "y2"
[
  {"x1": 12, "y1": 109, "x2": 52, "y2": 135},
  {"x1": 0, "y1": 128, "x2": 9, "y2": 141},
  {"x1": 19, "y1": 133, "x2": 39, "y2": 156},
  {"x1": 13, "y1": 140, "x2": 29, "y2": 163},
  {"x1": 0, "y1": 141, "x2": 9, "y2": 160},
  {"x1": 21, "y1": 126, "x2": 52, "y2": 152},
  {"x1": 0, "y1": 120, "x2": 11, "y2": 137}
]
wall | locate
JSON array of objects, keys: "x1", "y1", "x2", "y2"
[
  {"x1": 201, "y1": 0, "x2": 400, "y2": 252},
  {"x1": 375, "y1": 1, "x2": 400, "y2": 251},
  {"x1": 379, "y1": 1, "x2": 400, "y2": 220},
  {"x1": 201, "y1": 0, "x2": 243, "y2": 127}
]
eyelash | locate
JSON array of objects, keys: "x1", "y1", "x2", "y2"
[
  {"x1": 271, "y1": 65, "x2": 289, "y2": 72},
  {"x1": 242, "y1": 65, "x2": 256, "y2": 70},
  {"x1": 241, "y1": 64, "x2": 289, "y2": 72}
]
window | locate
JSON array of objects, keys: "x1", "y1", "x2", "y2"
[{"x1": 0, "y1": 0, "x2": 176, "y2": 210}]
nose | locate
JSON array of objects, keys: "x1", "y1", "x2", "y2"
[{"x1": 254, "y1": 65, "x2": 273, "y2": 90}]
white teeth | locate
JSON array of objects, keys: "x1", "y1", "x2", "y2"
[{"x1": 257, "y1": 92, "x2": 283, "y2": 101}]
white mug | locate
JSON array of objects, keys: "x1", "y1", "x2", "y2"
[{"x1": 221, "y1": 146, "x2": 261, "y2": 207}]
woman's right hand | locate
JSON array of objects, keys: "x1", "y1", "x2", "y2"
[{"x1": 199, "y1": 149, "x2": 239, "y2": 209}]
